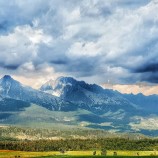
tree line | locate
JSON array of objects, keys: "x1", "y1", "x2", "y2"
[{"x1": 0, "y1": 138, "x2": 158, "y2": 151}]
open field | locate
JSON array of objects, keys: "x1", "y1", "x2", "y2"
[
  {"x1": 36, "y1": 156, "x2": 158, "y2": 158},
  {"x1": 1, "y1": 150, "x2": 158, "y2": 158}
]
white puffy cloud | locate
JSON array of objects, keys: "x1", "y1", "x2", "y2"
[
  {"x1": 0, "y1": 25, "x2": 52, "y2": 67},
  {"x1": 0, "y1": 0, "x2": 158, "y2": 91},
  {"x1": 67, "y1": 41, "x2": 102, "y2": 57}
]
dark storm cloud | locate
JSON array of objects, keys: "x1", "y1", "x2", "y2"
[
  {"x1": 0, "y1": 61, "x2": 20, "y2": 70},
  {"x1": 135, "y1": 63, "x2": 158, "y2": 73},
  {"x1": 49, "y1": 55, "x2": 102, "y2": 77},
  {"x1": 132, "y1": 62, "x2": 158, "y2": 83},
  {"x1": 50, "y1": 60, "x2": 68, "y2": 65},
  {"x1": 3, "y1": 65, "x2": 20, "y2": 70},
  {"x1": 139, "y1": 72, "x2": 158, "y2": 83},
  {"x1": 117, "y1": 0, "x2": 151, "y2": 9},
  {"x1": 0, "y1": 21, "x2": 9, "y2": 34},
  {"x1": 66, "y1": 58, "x2": 100, "y2": 77}
]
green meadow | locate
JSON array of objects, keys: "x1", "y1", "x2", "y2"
[{"x1": 1, "y1": 150, "x2": 158, "y2": 158}]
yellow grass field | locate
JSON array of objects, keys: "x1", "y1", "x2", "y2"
[{"x1": 0, "y1": 150, "x2": 158, "y2": 158}]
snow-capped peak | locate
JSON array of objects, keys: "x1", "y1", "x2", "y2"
[
  {"x1": 41, "y1": 77, "x2": 76, "y2": 89},
  {"x1": 56, "y1": 76, "x2": 77, "y2": 84},
  {"x1": 40, "y1": 76, "x2": 77, "y2": 97},
  {"x1": 40, "y1": 76, "x2": 115, "y2": 101}
]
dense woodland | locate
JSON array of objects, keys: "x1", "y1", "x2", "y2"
[
  {"x1": 0, "y1": 127, "x2": 157, "y2": 152},
  {"x1": 0, "y1": 138, "x2": 158, "y2": 151}
]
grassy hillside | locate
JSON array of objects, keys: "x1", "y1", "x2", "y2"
[
  {"x1": 3, "y1": 104, "x2": 106, "y2": 130},
  {"x1": 0, "y1": 125, "x2": 145, "y2": 140}
]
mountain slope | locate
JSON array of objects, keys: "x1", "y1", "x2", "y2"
[
  {"x1": 0, "y1": 75, "x2": 158, "y2": 136},
  {"x1": 39, "y1": 76, "x2": 158, "y2": 135},
  {"x1": 123, "y1": 93, "x2": 158, "y2": 113},
  {"x1": 0, "y1": 95, "x2": 31, "y2": 122},
  {"x1": 0, "y1": 75, "x2": 76, "y2": 111},
  {"x1": 40, "y1": 77, "x2": 137, "y2": 114}
]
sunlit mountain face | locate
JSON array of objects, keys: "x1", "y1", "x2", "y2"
[{"x1": 0, "y1": 0, "x2": 158, "y2": 136}]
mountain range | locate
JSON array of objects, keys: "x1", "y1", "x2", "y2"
[{"x1": 0, "y1": 75, "x2": 158, "y2": 136}]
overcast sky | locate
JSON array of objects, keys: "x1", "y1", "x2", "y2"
[{"x1": 0, "y1": 0, "x2": 158, "y2": 94}]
